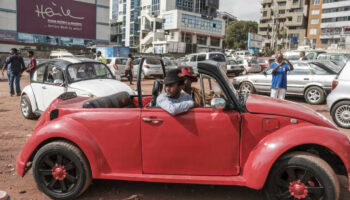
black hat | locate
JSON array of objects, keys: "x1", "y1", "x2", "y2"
[{"x1": 164, "y1": 69, "x2": 185, "y2": 85}]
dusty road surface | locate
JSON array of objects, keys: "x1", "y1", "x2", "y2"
[{"x1": 0, "y1": 73, "x2": 349, "y2": 200}]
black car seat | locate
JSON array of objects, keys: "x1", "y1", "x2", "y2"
[
  {"x1": 83, "y1": 92, "x2": 133, "y2": 108},
  {"x1": 149, "y1": 79, "x2": 163, "y2": 107}
]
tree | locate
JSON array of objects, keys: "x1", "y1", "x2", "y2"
[{"x1": 224, "y1": 20, "x2": 258, "y2": 50}]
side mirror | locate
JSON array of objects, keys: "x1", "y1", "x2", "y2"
[{"x1": 210, "y1": 98, "x2": 226, "y2": 110}]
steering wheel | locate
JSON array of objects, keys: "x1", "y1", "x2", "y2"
[{"x1": 149, "y1": 79, "x2": 163, "y2": 107}]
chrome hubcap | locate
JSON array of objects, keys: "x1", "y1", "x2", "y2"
[
  {"x1": 241, "y1": 84, "x2": 252, "y2": 94},
  {"x1": 307, "y1": 89, "x2": 321, "y2": 103},
  {"x1": 335, "y1": 105, "x2": 350, "y2": 127},
  {"x1": 21, "y1": 98, "x2": 29, "y2": 116}
]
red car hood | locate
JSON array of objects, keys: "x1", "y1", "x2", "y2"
[{"x1": 246, "y1": 94, "x2": 336, "y2": 129}]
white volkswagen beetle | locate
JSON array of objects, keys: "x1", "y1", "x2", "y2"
[{"x1": 20, "y1": 58, "x2": 135, "y2": 119}]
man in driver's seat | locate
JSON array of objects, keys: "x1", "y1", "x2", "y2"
[{"x1": 156, "y1": 69, "x2": 194, "y2": 115}]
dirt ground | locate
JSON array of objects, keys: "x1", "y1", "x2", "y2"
[{"x1": 0, "y1": 73, "x2": 349, "y2": 200}]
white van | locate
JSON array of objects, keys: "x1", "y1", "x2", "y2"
[
  {"x1": 234, "y1": 51, "x2": 250, "y2": 59},
  {"x1": 49, "y1": 50, "x2": 74, "y2": 59},
  {"x1": 183, "y1": 52, "x2": 227, "y2": 73}
]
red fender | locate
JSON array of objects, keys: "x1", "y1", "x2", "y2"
[
  {"x1": 242, "y1": 125, "x2": 350, "y2": 190},
  {"x1": 17, "y1": 117, "x2": 111, "y2": 178}
]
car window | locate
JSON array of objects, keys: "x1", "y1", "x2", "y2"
[
  {"x1": 132, "y1": 59, "x2": 140, "y2": 65},
  {"x1": 32, "y1": 64, "x2": 46, "y2": 82},
  {"x1": 257, "y1": 59, "x2": 265, "y2": 64},
  {"x1": 229, "y1": 60, "x2": 237, "y2": 65},
  {"x1": 236, "y1": 60, "x2": 243, "y2": 64},
  {"x1": 289, "y1": 68, "x2": 310, "y2": 75},
  {"x1": 249, "y1": 59, "x2": 258, "y2": 64},
  {"x1": 209, "y1": 54, "x2": 225, "y2": 62},
  {"x1": 197, "y1": 54, "x2": 206, "y2": 61},
  {"x1": 45, "y1": 65, "x2": 65, "y2": 85},
  {"x1": 200, "y1": 74, "x2": 228, "y2": 108},
  {"x1": 67, "y1": 63, "x2": 113, "y2": 82},
  {"x1": 306, "y1": 53, "x2": 315, "y2": 60},
  {"x1": 106, "y1": 59, "x2": 112, "y2": 64},
  {"x1": 147, "y1": 59, "x2": 162, "y2": 65},
  {"x1": 190, "y1": 55, "x2": 197, "y2": 62},
  {"x1": 310, "y1": 63, "x2": 330, "y2": 75},
  {"x1": 317, "y1": 55, "x2": 327, "y2": 60},
  {"x1": 116, "y1": 59, "x2": 127, "y2": 65}
]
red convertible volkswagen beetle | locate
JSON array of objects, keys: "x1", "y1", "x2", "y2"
[{"x1": 17, "y1": 58, "x2": 350, "y2": 200}]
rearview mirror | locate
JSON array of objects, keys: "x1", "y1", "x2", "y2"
[{"x1": 211, "y1": 98, "x2": 226, "y2": 110}]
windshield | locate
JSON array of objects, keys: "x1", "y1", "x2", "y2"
[
  {"x1": 209, "y1": 54, "x2": 226, "y2": 62},
  {"x1": 67, "y1": 63, "x2": 114, "y2": 83},
  {"x1": 147, "y1": 59, "x2": 162, "y2": 65},
  {"x1": 344, "y1": 54, "x2": 350, "y2": 59},
  {"x1": 257, "y1": 59, "x2": 265, "y2": 64},
  {"x1": 249, "y1": 59, "x2": 258, "y2": 64}
]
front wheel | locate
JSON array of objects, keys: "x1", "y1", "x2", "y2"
[
  {"x1": 32, "y1": 141, "x2": 92, "y2": 200},
  {"x1": 331, "y1": 100, "x2": 350, "y2": 129},
  {"x1": 239, "y1": 82, "x2": 255, "y2": 94},
  {"x1": 20, "y1": 94, "x2": 37, "y2": 119},
  {"x1": 265, "y1": 152, "x2": 339, "y2": 200},
  {"x1": 304, "y1": 86, "x2": 325, "y2": 105}
]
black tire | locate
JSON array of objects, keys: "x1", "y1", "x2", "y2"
[
  {"x1": 265, "y1": 152, "x2": 340, "y2": 200},
  {"x1": 331, "y1": 100, "x2": 350, "y2": 129},
  {"x1": 239, "y1": 82, "x2": 255, "y2": 94},
  {"x1": 304, "y1": 86, "x2": 325, "y2": 105},
  {"x1": 32, "y1": 141, "x2": 92, "y2": 200},
  {"x1": 20, "y1": 94, "x2": 37, "y2": 119}
]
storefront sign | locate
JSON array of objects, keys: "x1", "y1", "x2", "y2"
[{"x1": 17, "y1": 0, "x2": 96, "y2": 39}]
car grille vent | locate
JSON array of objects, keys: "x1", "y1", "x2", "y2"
[{"x1": 50, "y1": 109, "x2": 59, "y2": 120}]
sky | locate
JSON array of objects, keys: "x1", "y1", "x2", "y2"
[{"x1": 220, "y1": 0, "x2": 262, "y2": 22}]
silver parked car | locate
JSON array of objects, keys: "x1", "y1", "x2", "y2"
[
  {"x1": 327, "y1": 62, "x2": 350, "y2": 129},
  {"x1": 183, "y1": 52, "x2": 227, "y2": 73},
  {"x1": 233, "y1": 61, "x2": 338, "y2": 105},
  {"x1": 237, "y1": 58, "x2": 261, "y2": 74},
  {"x1": 132, "y1": 58, "x2": 164, "y2": 79},
  {"x1": 226, "y1": 59, "x2": 244, "y2": 76}
]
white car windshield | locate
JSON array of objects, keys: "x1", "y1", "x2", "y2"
[{"x1": 67, "y1": 63, "x2": 114, "y2": 83}]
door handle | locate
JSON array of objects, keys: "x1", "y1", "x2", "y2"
[
  {"x1": 142, "y1": 118, "x2": 163, "y2": 123},
  {"x1": 304, "y1": 78, "x2": 309, "y2": 80},
  {"x1": 42, "y1": 86, "x2": 47, "y2": 89}
]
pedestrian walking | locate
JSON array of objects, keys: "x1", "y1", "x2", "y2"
[
  {"x1": 125, "y1": 54, "x2": 133, "y2": 85},
  {"x1": 1, "y1": 48, "x2": 26, "y2": 96},
  {"x1": 95, "y1": 51, "x2": 107, "y2": 64},
  {"x1": 26, "y1": 50, "x2": 37, "y2": 74},
  {"x1": 269, "y1": 52, "x2": 294, "y2": 100}
]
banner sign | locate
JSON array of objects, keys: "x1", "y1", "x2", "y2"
[
  {"x1": 17, "y1": 0, "x2": 96, "y2": 39},
  {"x1": 0, "y1": 31, "x2": 17, "y2": 42}
]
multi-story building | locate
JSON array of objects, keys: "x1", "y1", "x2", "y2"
[
  {"x1": 258, "y1": 0, "x2": 309, "y2": 50},
  {"x1": 110, "y1": 0, "x2": 141, "y2": 48},
  {"x1": 0, "y1": 0, "x2": 110, "y2": 53},
  {"x1": 139, "y1": 0, "x2": 225, "y2": 54},
  {"x1": 307, "y1": 0, "x2": 325, "y2": 49},
  {"x1": 320, "y1": 0, "x2": 350, "y2": 49},
  {"x1": 218, "y1": 11, "x2": 237, "y2": 28}
]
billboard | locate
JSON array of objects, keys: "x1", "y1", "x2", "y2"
[
  {"x1": 248, "y1": 33, "x2": 264, "y2": 49},
  {"x1": 0, "y1": 31, "x2": 17, "y2": 42},
  {"x1": 17, "y1": 0, "x2": 96, "y2": 39}
]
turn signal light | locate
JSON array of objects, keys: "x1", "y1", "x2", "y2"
[
  {"x1": 113, "y1": 64, "x2": 118, "y2": 70},
  {"x1": 144, "y1": 65, "x2": 150, "y2": 69},
  {"x1": 332, "y1": 80, "x2": 338, "y2": 90}
]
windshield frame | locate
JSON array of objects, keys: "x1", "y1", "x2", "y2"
[{"x1": 66, "y1": 62, "x2": 115, "y2": 84}]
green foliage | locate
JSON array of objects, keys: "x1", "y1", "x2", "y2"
[{"x1": 224, "y1": 20, "x2": 258, "y2": 50}]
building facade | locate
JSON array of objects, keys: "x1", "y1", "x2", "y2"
[
  {"x1": 258, "y1": 0, "x2": 309, "y2": 50},
  {"x1": 218, "y1": 11, "x2": 237, "y2": 28},
  {"x1": 307, "y1": 0, "x2": 325, "y2": 49},
  {"x1": 319, "y1": 0, "x2": 350, "y2": 49},
  {"x1": 0, "y1": 0, "x2": 110, "y2": 53}
]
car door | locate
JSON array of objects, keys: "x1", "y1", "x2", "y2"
[
  {"x1": 42, "y1": 64, "x2": 66, "y2": 109},
  {"x1": 30, "y1": 63, "x2": 49, "y2": 112},
  {"x1": 141, "y1": 75, "x2": 240, "y2": 176},
  {"x1": 287, "y1": 63, "x2": 312, "y2": 94},
  {"x1": 254, "y1": 70, "x2": 272, "y2": 93}
]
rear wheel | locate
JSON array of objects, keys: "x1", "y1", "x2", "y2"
[
  {"x1": 240, "y1": 82, "x2": 255, "y2": 94},
  {"x1": 331, "y1": 100, "x2": 350, "y2": 129},
  {"x1": 32, "y1": 141, "x2": 92, "y2": 200},
  {"x1": 265, "y1": 152, "x2": 339, "y2": 200},
  {"x1": 304, "y1": 86, "x2": 325, "y2": 105},
  {"x1": 20, "y1": 94, "x2": 36, "y2": 119}
]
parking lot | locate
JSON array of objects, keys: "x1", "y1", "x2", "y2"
[{"x1": 0, "y1": 73, "x2": 349, "y2": 200}]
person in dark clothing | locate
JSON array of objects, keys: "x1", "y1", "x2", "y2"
[
  {"x1": 26, "y1": 50, "x2": 37, "y2": 73},
  {"x1": 1, "y1": 48, "x2": 26, "y2": 96}
]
